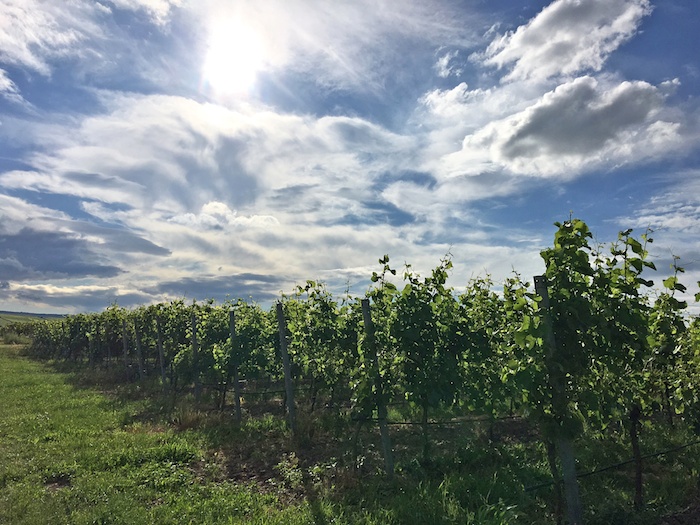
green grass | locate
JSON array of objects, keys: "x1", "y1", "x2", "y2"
[
  {"x1": 0, "y1": 345, "x2": 315, "y2": 524},
  {"x1": 2, "y1": 344, "x2": 699, "y2": 524}
]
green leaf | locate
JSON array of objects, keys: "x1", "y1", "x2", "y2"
[
  {"x1": 514, "y1": 331, "x2": 526, "y2": 347},
  {"x1": 663, "y1": 276, "x2": 677, "y2": 291},
  {"x1": 629, "y1": 258, "x2": 643, "y2": 273},
  {"x1": 628, "y1": 238, "x2": 644, "y2": 256},
  {"x1": 513, "y1": 297, "x2": 528, "y2": 311},
  {"x1": 520, "y1": 315, "x2": 531, "y2": 331},
  {"x1": 669, "y1": 297, "x2": 687, "y2": 310}
]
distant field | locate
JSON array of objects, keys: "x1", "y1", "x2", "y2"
[{"x1": 0, "y1": 311, "x2": 63, "y2": 327}]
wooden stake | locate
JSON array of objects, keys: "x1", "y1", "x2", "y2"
[
  {"x1": 534, "y1": 275, "x2": 584, "y2": 525},
  {"x1": 276, "y1": 302, "x2": 296, "y2": 435},
  {"x1": 155, "y1": 316, "x2": 168, "y2": 391},
  {"x1": 229, "y1": 308, "x2": 242, "y2": 424},
  {"x1": 361, "y1": 298, "x2": 394, "y2": 479},
  {"x1": 121, "y1": 319, "x2": 130, "y2": 380},
  {"x1": 191, "y1": 310, "x2": 201, "y2": 403},
  {"x1": 133, "y1": 319, "x2": 145, "y2": 381}
]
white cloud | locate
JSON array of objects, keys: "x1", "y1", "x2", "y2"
[
  {"x1": 168, "y1": 201, "x2": 279, "y2": 230},
  {"x1": 0, "y1": 0, "x2": 476, "y2": 99},
  {"x1": 623, "y1": 171, "x2": 700, "y2": 234},
  {"x1": 107, "y1": 0, "x2": 182, "y2": 25},
  {"x1": 435, "y1": 50, "x2": 462, "y2": 78},
  {"x1": 0, "y1": 0, "x2": 105, "y2": 75},
  {"x1": 0, "y1": 67, "x2": 25, "y2": 104},
  {"x1": 445, "y1": 76, "x2": 683, "y2": 178},
  {"x1": 21, "y1": 63, "x2": 674, "y2": 294},
  {"x1": 0, "y1": 169, "x2": 147, "y2": 205},
  {"x1": 0, "y1": 92, "x2": 423, "y2": 288},
  {"x1": 478, "y1": 0, "x2": 652, "y2": 82},
  {"x1": 0, "y1": 68, "x2": 17, "y2": 93},
  {"x1": 0, "y1": 281, "x2": 150, "y2": 313},
  {"x1": 0, "y1": 87, "x2": 541, "y2": 301},
  {"x1": 187, "y1": 0, "x2": 478, "y2": 93},
  {"x1": 0, "y1": 193, "x2": 71, "y2": 234},
  {"x1": 0, "y1": 0, "x2": 187, "y2": 90}
]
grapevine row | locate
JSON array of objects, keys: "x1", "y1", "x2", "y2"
[{"x1": 5, "y1": 219, "x2": 700, "y2": 522}]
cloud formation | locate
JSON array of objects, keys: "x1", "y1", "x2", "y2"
[
  {"x1": 0, "y1": 0, "x2": 698, "y2": 313},
  {"x1": 435, "y1": 50, "x2": 463, "y2": 79},
  {"x1": 457, "y1": 76, "x2": 679, "y2": 177},
  {"x1": 0, "y1": 282, "x2": 151, "y2": 312},
  {"x1": 0, "y1": 228, "x2": 123, "y2": 281},
  {"x1": 187, "y1": 0, "x2": 480, "y2": 94},
  {"x1": 0, "y1": 68, "x2": 21, "y2": 101},
  {"x1": 144, "y1": 273, "x2": 284, "y2": 303},
  {"x1": 108, "y1": 0, "x2": 182, "y2": 25},
  {"x1": 479, "y1": 0, "x2": 652, "y2": 82},
  {"x1": 0, "y1": 0, "x2": 108, "y2": 76}
]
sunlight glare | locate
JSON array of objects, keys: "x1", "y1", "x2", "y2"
[{"x1": 202, "y1": 19, "x2": 266, "y2": 95}]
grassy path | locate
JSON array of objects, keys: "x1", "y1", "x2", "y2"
[{"x1": 0, "y1": 345, "x2": 313, "y2": 525}]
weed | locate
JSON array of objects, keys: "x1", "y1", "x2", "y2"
[
  {"x1": 171, "y1": 405, "x2": 206, "y2": 430},
  {"x1": 1, "y1": 331, "x2": 31, "y2": 345},
  {"x1": 274, "y1": 452, "x2": 304, "y2": 490}
]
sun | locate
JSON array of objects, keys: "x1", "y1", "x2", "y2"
[{"x1": 202, "y1": 19, "x2": 266, "y2": 95}]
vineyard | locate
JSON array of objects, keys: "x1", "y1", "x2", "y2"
[{"x1": 3, "y1": 219, "x2": 700, "y2": 524}]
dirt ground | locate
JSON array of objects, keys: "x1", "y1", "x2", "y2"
[{"x1": 661, "y1": 500, "x2": 700, "y2": 525}]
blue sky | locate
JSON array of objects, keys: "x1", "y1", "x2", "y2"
[{"x1": 1, "y1": 0, "x2": 699, "y2": 314}]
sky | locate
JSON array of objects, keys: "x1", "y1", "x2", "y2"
[{"x1": 0, "y1": 0, "x2": 699, "y2": 314}]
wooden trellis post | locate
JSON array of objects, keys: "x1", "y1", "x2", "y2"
[
  {"x1": 276, "y1": 302, "x2": 296, "y2": 435},
  {"x1": 229, "y1": 308, "x2": 242, "y2": 424},
  {"x1": 133, "y1": 320, "x2": 145, "y2": 381},
  {"x1": 121, "y1": 319, "x2": 130, "y2": 380},
  {"x1": 155, "y1": 316, "x2": 168, "y2": 391},
  {"x1": 191, "y1": 310, "x2": 201, "y2": 402},
  {"x1": 361, "y1": 298, "x2": 394, "y2": 479},
  {"x1": 534, "y1": 275, "x2": 583, "y2": 525}
]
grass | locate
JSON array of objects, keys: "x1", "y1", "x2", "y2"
[
  {"x1": 0, "y1": 345, "x2": 314, "y2": 524},
  {"x1": 2, "y1": 344, "x2": 700, "y2": 524}
]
